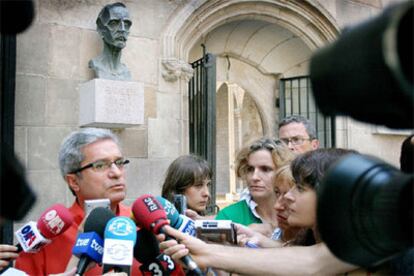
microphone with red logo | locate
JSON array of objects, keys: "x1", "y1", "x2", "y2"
[
  {"x1": 14, "y1": 204, "x2": 73, "y2": 253},
  {"x1": 131, "y1": 194, "x2": 203, "y2": 276}
]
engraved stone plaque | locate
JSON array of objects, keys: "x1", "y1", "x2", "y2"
[{"x1": 79, "y1": 79, "x2": 144, "y2": 128}]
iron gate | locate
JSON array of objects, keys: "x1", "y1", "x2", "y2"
[
  {"x1": 279, "y1": 76, "x2": 336, "y2": 148},
  {"x1": 188, "y1": 51, "x2": 217, "y2": 211}
]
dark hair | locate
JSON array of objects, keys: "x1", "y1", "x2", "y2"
[
  {"x1": 291, "y1": 148, "x2": 357, "y2": 191},
  {"x1": 96, "y1": 2, "x2": 128, "y2": 31},
  {"x1": 161, "y1": 155, "x2": 212, "y2": 204},
  {"x1": 278, "y1": 115, "x2": 317, "y2": 139},
  {"x1": 400, "y1": 134, "x2": 414, "y2": 173},
  {"x1": 288, "y1": 148, "x2": 357, "y2": 245}
]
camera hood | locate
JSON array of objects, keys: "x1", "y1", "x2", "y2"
[{"x1": 317, "y1": 154, "x2": 413, "y2": 267}]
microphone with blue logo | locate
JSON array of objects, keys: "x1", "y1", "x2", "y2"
[
  {"x1": 102, "y1": 216, "x2": 137, "y2": 275},
  {"x1": 72, "y1": 207, "x2": 115, "y2": 276},
  {"x1": 156, "y1": 196, "x2": 196, "y2": 236}
]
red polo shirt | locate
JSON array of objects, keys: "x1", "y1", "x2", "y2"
[{"x1": 15, "y1": 201, "x2": 141, "y2": 275}]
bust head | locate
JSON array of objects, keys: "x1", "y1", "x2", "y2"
[{"x1": 96, "y1": 2, "x2": 131, "y2": 49}]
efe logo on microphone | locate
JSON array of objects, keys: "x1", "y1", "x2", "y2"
[{"x1": 107, "y1": 217, "x2": 134, "y2": 236}]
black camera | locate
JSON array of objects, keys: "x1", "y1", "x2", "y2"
[
  {"x1": 317, "y1": 154, "x2": 413, "y2": 267},
  {"x1": 310, "y1": 1, "x2": 413, "y2": 129},
  {"x1": 310, "y1": 0, "x2": 413, "y2": 269}
]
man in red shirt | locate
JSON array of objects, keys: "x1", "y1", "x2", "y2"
[
  {"x1": 14, "y1": 128, "x2": 184, "y2": 275},
  {"x1": 14, "y1": 128, "x2": 142, "y2": 275}
]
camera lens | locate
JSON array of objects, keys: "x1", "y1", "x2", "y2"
[{"x1": 317, "y1": 154, "x2": 413, "y2": 267}]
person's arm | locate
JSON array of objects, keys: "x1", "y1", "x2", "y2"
[
  {"x1": 0, "y1": 245, "x2": 19, "y2": 270},
  {"x1": 246, "y1": 223, "x2": 274, "y2": 238},
  {"x1": 160, "y1": 226, "x2": 357, "y2": 275},
  {"x1": 235, "y1": 224, "x2": 281, "y2": 248}
]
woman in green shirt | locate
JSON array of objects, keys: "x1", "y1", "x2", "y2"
[{"x1": 216, "y1": 138, "x2": 295, "y2": 232}]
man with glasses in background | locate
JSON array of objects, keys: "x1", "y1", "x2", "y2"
[
  {"x1": 278, "y1": 115, "x2": 320, "y2": 154},
  {"x1": 15, "y1": 128, "x2": 143, "y2": 275}
]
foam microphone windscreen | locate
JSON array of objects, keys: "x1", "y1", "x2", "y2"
[
  {"x1": 131, "y1": 194, "x2": 169, "y2": 234},
  {"x1": 84, "y1": 207, "x2": 115, "y2": 237},
  {"x1": 134, "y1": 228, "x2": 160, "y2": 263},
  {"x1": 155, "y1": 196, "x2": 181, "y2": 228},
  {"x1": 133, "y1": 196, "x2": 204, "y2": 276},
  {"x1": 37, "y1": 204, "x2": 73, "y2": 239}
]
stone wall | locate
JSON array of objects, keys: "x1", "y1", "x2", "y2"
[{"x1": 14, "y1": 0, "x2": 183, "y2": 222}]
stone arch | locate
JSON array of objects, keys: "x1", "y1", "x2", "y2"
[
  {"x1": 159, "y1": 0, "x2": 340, "y2": 199},
  {"x1": 159, "y1": 0, "x2": 340, "y2": 136},
  {"x1": 161, "y1": 0, "x2": 339, "y2": 61}
]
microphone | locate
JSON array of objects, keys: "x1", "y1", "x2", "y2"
[
  {"x1": 73, "y1": 207, "x2": 115, "y2": 276},
  {"x1": 14, "y1": 204, "x2": 73, "y2": 253},
  {"x1": 134, "y1": 228, "x2": 175, "y2": 275},
  {"x1": 131, "y1": 194, "x2": 204, "y2": 276},
  {"x1": 156, "y1": 196, "x2": 196, "y2": 236},
  {"x1": 102, "y1": 216, "x2": 137, "y2": 275}
]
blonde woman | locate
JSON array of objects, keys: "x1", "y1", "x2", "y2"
[{"x1": 215, "y1": 138, "x2": 295, "y2": 234}]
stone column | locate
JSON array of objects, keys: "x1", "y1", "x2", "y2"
[{"x1": 233, "y1": 86, "x2": 245, "y2": 193}]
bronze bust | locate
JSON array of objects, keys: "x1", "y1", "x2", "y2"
[{"x1": 89, "y1": 2, "x2": 132, "y2": 81}]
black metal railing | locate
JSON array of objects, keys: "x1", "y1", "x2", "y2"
[
  {"x1": 188, "y1": 51, "x2": 217, "y2": 211},
  {"x1": 279, "y1": 76, "x2": 335, "y2": 148}
]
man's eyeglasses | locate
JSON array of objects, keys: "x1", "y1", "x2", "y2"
[
  {"x1": 280, "y1": 136, "x2": 312, "y2": 146},
  {"x1": 71, "y1": 158, "x2": 129, "y2": 174},
  {"x1": 250, "y1": 139, "x2": 282, "y2": 151}
]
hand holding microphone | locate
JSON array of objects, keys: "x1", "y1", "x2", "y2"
[
  {"x1": 155, "y1": 196, "x2": 196, "y2": 236},
  {"x1": 159, "y1": 225, "x2": 212, "y2": 272},
  {"x1": 14, "y1": 204, "x2": 73, "y2": 253},
  {"x1": 0, "y1": 245, "x2": 19, "y2": 270},
  {"x1": 131, "y1": 195, "x2": 204, "y2": 276}
]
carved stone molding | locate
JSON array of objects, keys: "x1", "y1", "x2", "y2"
[{"x1": 161, "y1": 58, "x2": 194, "y2": 82}]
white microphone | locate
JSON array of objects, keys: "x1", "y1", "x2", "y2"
[
  {"x1": 14, "y1": 204, "x2": 73, "y2": 253},
  {"x1": 14, "y1": 221, "x2": 51, "y2": 253}
]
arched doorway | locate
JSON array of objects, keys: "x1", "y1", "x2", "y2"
[{"x1": 160, "y1": 0, "x2": 339, "y2": 200}]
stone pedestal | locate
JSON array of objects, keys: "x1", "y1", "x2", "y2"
[{"x1": 79, "y1": 79, "x2": 144, "y2": 128}]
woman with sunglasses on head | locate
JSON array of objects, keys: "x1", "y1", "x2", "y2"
[
  {"x1": 162, "y1": 154, "x2": 212, "y2": 216},
  {"x1": 215, "y1": 138, "x2": 295, "y2": 235}
]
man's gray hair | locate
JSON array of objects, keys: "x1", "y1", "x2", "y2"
[
  {"x1": 278, "y1": 115, "x2": 317, "y2": 139},
  {"x1": 58, "y1": 128, "x2": 120, "y2": 179}
]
